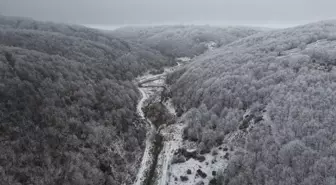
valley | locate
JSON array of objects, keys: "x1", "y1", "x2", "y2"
[
  {"x1": 2, "y1": 13, "x2": 336, "y2": 185},
  {"x1": 133, "y1": 44, "x2": 234, "y2": 185},
  {"x1": 134, "y1": 60, "x2": 185, "y2": 185}
]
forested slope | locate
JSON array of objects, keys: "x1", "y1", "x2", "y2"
[
  {"x1": 112, "y1": 25, "x2": 260, "y2": 58},
  {"x1": 168, "y1": 21, "x2": 336, "y2": 185},
  {"x1": 0, "y1": 15, "x2": 175, "y2": 185},
  {"x1": 0, "y1": 16, "x2": 176, "y2": 80},
  {"x1": 0, "y1": 15, "x2": 261, "y2": 185}
]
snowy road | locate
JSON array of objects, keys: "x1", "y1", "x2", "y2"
[
  {"x1": 134, "y1": 86, "x2": 156, "y2": 185},
  {"x1": 133, "y1": 61, "x2": 186, "y2": 185},
  {"x1": 134, "y1": 43, "x2": 222, "y2": 185}
]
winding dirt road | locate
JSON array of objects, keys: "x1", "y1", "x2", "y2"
[{"x1": 133, "y1": 63, "x2": 183, "y2": 185}]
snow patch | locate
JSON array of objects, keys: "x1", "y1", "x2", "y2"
[
  {"x1": 176, "y1": 57, "x2": 191, "y2": 62},
  {"x1": 163, "y1": 99, "x2": 176, "y2": 116},
  {"x1": 134, "y1": 129, "x2": 155, "y2": 185},
  {"x1": 134, "y1": 58, "x2": 189, "y2": 185},
  {"x1": 168, "y1": 145, "x2": 230, "y2": 185},
  {"x1": 206, "y1": 41, "x2": 217, "y2": 51},
  {"x1": 157, "y1": 123, "x2": 185, "y2": 185},
  {"x1": 137, "y1": 87, "x2": 149, "y2": 119}
]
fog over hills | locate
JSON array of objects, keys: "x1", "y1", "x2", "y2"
[{"x1": 2, "y1": 0, "x2": 336, "y2": 25}]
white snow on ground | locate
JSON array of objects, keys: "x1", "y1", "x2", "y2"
[
  {"x1": 135, "y1": 55, "x2": 221, "y2": 185},
  {"x1": 134, "y1": 85, "x2": 156, "y2": 185},
  {"x1": 276, "y1": 39, "x2": 328, "y2": 60},
  {"x1": 135, "y1": 52, "x2": 216, "y2": 184},
  {"x1": 134, "y1": 129, "x2": 155, "y2": 185},
  {"x1": 141, "y1": 79, "x2": 165, "y2": 87},
  {"x1": 206, "y1": 41, "x2": 217, "y2": 51},
  {"x1": 243, "y1": 109, "x2": 251, "y2": 119},
  {"x1": 165, "y1": 106, "x2": 250, "y2": 185},
  {"x1": 134, "y1": 58, "x2": 187, "y2": 185},
  {"x1": 136, "y1": 87, "x2": 149, "y2": 120},
  {"x1": 165, "y1": 120, "x2": 253, "y2": 185},
  {"x1": 163, "y1": 99, "x2": 176, "y2": 115},
  {"x1": 310, "y1": 39, "x2": 327, "y2": 47},
  {"x1": 157, "y1": 122, "x2": 185, "y2": 185},
  {"x1": 176, "y1": 57, "x2": 191, "y2": 62},
  {"x1": 168, "y1": 145, "x2": 231, "y2": 185},
  {"x1": 163, "y1": 105, "x2": 277, "y2": 185},
  {"x1": 134, "y1": 71, "x2": 166, "y2": 185}
]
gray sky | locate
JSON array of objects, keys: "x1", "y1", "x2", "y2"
[{"x1": 1, "y1": 0, "x2": 336, "y2": 27}]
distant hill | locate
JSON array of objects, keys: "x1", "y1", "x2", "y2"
[
  {"x1": 168, "y1": 20, "x2": 336, "y2": 185},
  {"x1": 112, "y1": 25, "x2": 261, "y2": 57}
]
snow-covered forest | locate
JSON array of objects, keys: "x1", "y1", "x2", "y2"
[
  {"x1": 0, "y1": 15, "x2": 259, "y2": 185},
  {"x1": 112, "y1": 25, "x2": 260, "y2": 58},
  {"x1": 0, "y1": 15, "x2": 175, "y2": 185},
  {"x1": 3, "y1": 12, "x2": 336, "y2": 185},
  {"x1": 168, "y1": 21, "x2": 336, "y2": 185}
]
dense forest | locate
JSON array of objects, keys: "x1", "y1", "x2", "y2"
[
  {"x1": 112, "y1": 25, "x2": 260, "y2": 58},
  {"x1": 168, "y1": 21, "x2": 336, "y2": 185},
  {"x1": 0, "y1": 15, "x2": 175, "y2": 185},
  {"x1": 0, "y1": 15, "x2": 259, "y2": 185}
]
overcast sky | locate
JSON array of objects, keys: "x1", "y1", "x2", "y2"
[{"x1": 1, "y1": 0, "x2": 336, "y2": 28}]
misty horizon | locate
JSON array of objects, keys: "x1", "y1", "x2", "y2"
[
  {"x1": 84, "y1": 20, "x2": 320, "y2": 31},
  {"x1": 2, "y1": 1, "x2": 336, "y2": 185},
  {"x1": 2, "y1": 0, "x2": 336, "y2": 29}
]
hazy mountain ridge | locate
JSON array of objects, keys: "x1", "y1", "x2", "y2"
[
  {"x1": 167, "y1": 20, "x2": 336, "y2": 185},
  {"x1": 0, "y1": 15, "x2": 128, "y2": 45},
  {"x1": 0, "y1": 15, "x2": 178, "y2": 80},
  {"x1": 112, "y1": 25, "x2": 261, "y2": 58}
]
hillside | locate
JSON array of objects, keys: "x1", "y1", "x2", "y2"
[
  {"x1": 0, "y1": 15, "x2": 176, "y2": 185},
  {"x1": 0, "y1": 15, "x2": 262, "y2": 185},
  {"x1": 0, "y1": 16, "x2": 177, "y2": 80},
  {"x1": 112, "y1": 25, "x2": 260, "y2": 58},
  {"x1": 167, "y1": 21, "x2": 336, "y2": 185}
]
